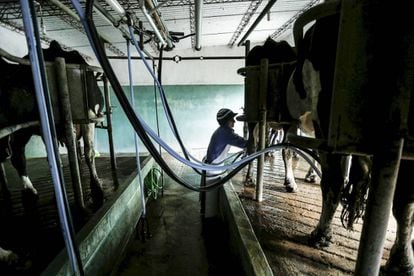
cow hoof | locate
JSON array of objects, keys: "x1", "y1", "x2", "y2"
[
  {"x1": 90, "y1": 180, "x2": 104, "y2": 208},
  {"x1": 386, "y1": 249, "x2": 414, "y2": 276},
  {"x1": 309, "y1": 230, "x2": 332, "y2": 248},
  {"x1": 305, "y1": 175, "x2": 316, "y2": 183},
  {"x1": 285, "y1": 185, "x2": 297, "y2": 193},
  {"x1": 385, "y1": 263, "x2": 414, "y2": 276},
  {"x1": 245, "y1": 178, "x2": 255, "y2": 187},
  {"x1": 21, "y1": 189, "x2": 39, "y2": 202},
  {"x1": 0, "y1": 187, "x2": 11, "y2": 199},
  {"x1": 0, "y1": 249, "x2": 18, "y2": 265}
]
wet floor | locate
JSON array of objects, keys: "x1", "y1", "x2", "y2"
[
  {"x1": 232, "y1": 151, "x2": 397, "y2": 275},
  {"x1": 114, "y1": 154, "x2": 244, "y2": 276}
]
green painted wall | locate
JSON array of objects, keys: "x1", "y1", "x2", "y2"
[{"x1": 27, "y1": 85, "x2": 244, "y2": 157}]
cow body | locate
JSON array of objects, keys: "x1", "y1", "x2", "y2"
[
  {"x1": 0, "y1": 41, "x2": 105, "y2": 266},
  {"x1": 244, "y1": 2, "x2": 414, "y2": 273},
  {"x1": 0, "y1": 41, "x2": 105, "y2": 205}
]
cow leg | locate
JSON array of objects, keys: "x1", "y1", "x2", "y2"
[
  {"x1": 245, "y1": 122, "x2": 257, "y2": 186},
  {"x1": 81, "y1": 123, "x2": 103, "y2": 205},
  {"x1": 10, "y1": 130, "x2": 37, "y2": 195},
  {"x1": 0, "y1": 246, "x2": 18, "y2": 265},
  {"x1": 283, "y1": 124, "x2": 299, "y2": 193},
  {"x1": 0, "y1": 137, "x2": 11, "y2": 197},
  {"x1": 305, "y1": 156, "x2": 318, "y2": 183},
  {"x1": 309, "y1": 153, "x2": 343, "y2": 247},
  {"x1": 244, "y1": 162, "x2": 255, "y2": 187},
  {"x1": 386, "y1": 160, "x2": 414, "y2": 275},
  {"x1": 0, "y1": 163, "x2": 10, "y2": 198},
  {"x1": 282, "y1": 148, "x2": 297, "y2": 193}
]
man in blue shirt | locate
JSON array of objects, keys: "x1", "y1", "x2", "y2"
[
  {"x1": 205, "y1": 108, "x2": 247, "y2": 165},
  {"x1": 201, "y1": 108, "x2": 247, "y2": 218}
]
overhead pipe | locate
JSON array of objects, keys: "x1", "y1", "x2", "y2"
[
  {"x1": 0, "y1": 121, "x2": 39, "y2": 139},
  {"x1": 93, "y1": 1, "x2": 120, "y2": 27},
  {"x1": 195, "y1": 0, "x2": 202, "y2": 50},
  {"x1": 142, "y1": 0, "x2": 173, "y2": 49},
  {"x1": 104, "y1": 0, "x2": 125, "y2": 17},
  {"x1": 46, "y1": 0, "x2": 126, "y2": 55},
  {"x1": 141, "y1": 3, "x2": 166, "y2": 46},
  {"x1": 237, "y1": 0, "x2": 278, "y2": 47},
  {"x1": 92, "y1": 2, "x2": 154, "y2": 60},
  {"x1": 47, "y1": 0, "x2": 80, "y2": 21},
  {"x1": 148, "y1": 0, "x2": 173, "y2": 49}
]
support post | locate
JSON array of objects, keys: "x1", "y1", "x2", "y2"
[
  {"x1": 243, "y1": 40, "x2": 250, "y2": 140},
  {"x1": 256, "y1": 58, "x2": 268, "y2": 202},
  {"x1": 55, "y1": 57, "x2": 85, "y2": 210},
  {"x1": 103, "y1": 75, "x2": 118, "y2": 182},
  {"x1": 256, "y1": 109, "x2": 266, "y2": 202},
  {"x1": 355, "y1": 138, "x2": 404, "y2": 275}
]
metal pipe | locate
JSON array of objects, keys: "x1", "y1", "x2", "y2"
[
  {"x1": 143, "y1": 0, "x2": 173, "y2": 48},
  {"x1": 149, "y1": 0, "x2": 173, "y2": 48},
  {"x1": 102, "y1": 76, "x2": 118, "y2": 180},
  {"x1": 0, "y1": 121, "x2": 39, "y2": 139},
  {"x1": 293, "y1": 0, "x2": 341, "y2": 51},
  {"x1": 256, "y1": 58, "x2": 268, "y2": 202},
  {"x1": 107, "y1": 55, "x2": 245, "y2": 60},
  {"x1": 149, "y1": 1, "x2": 169, "y2": 14},
  {"x1": 0, "y1": 47, "x2": 31, "y2": 65},
  {"x1": 47, "y1": 0, "x2": 80, "y2": 21},
  {"x1": 20, "y1": 0, "x2": 83, "y2": 274},
  {"x1": 93, "y1": 2, "x2": 119, "y2": 27},
  {"x1": 141, "y1": 4, "x2": 166, "y2": 46},
  {"x1": 195, "y1": 0, "x2": 202, "y2": 50},
  {"x1": 55, "y1": 57, "x2": 85, "y2": 210},
  {"x1": 104, "y1": 0, "x2": 125, "y2": 16},
  {"x1": 237, "y1": 0, "x2": 278, "y2": 47},
  {"x1": 356, "y1": 139, "x2": 404, "y2": 274}
]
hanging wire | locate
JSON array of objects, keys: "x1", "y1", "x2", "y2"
[{"x1": 127, "y1": 39, "x2": 146, "y2": 216}]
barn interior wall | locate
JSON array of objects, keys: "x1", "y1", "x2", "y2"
[{"x1": 25, "y1": 84, "x2": 244, "y2": 157}]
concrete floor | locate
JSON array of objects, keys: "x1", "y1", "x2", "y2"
[{"x1": 114, "y1": 155, "x2": 243, "y2": 276}]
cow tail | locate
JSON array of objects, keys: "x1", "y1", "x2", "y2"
[
  {"x1": 340, "y1": 157, "x2": 371, "y2": 230},
  {"x1": 292, "y1": 26, "x2": 314, "y2": 100}
]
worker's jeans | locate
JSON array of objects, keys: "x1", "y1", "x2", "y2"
[{"x1": 200, "y1": 172, "x2": 222, "y2": 218}]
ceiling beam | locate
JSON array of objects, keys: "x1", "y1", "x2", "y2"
[
  {"x1": 270, "y1": 0, "x2": 319, "y2": 40},
  {"x1": 236, "y1": 0, "x2": 278, "y2": 46},
  {"x1": 227, "y1": 0, "x2": 262, "y2": 47}
]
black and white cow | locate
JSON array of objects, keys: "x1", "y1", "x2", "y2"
[
  {"x1": 0, "y1": 41, "x2": 105, "y2": 204},
  {"x1": 243, "y1": 38, "x2": 318, "y2": 191},
  {"x1": 0, "y1": 41, "x2": 105, "y2": 265},
  {"x1": 279, "y1": 1, "x2": 414, "y2": 273}
]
